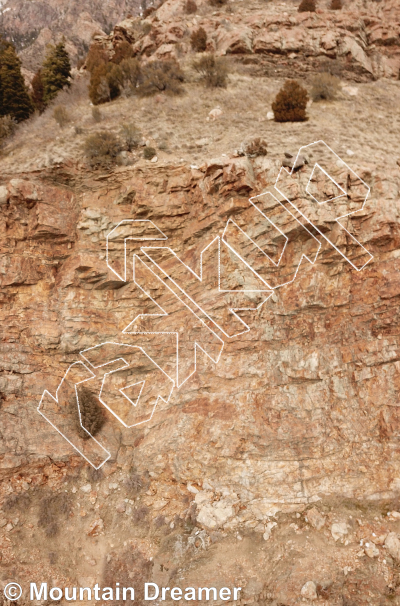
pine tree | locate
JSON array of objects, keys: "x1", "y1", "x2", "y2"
[
  {"x1": 42, "y1": 40, "x2": 71, "y2": 104},
  {"x1": 0, "y1": 43, "x2": 34, "y2": 122},
  {"x1": 31, "y1": 69, "x2": 45, "y2": 112}
]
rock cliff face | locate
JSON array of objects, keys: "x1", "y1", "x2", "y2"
[
  {"x1": 2, "y1": 0, "x2": 400, "y2": 602},
  {"x1": 88, "y1": 0, "x2": 400, "y2": 81},
  {"x1": 1, "y1": 135, "x2": 400, "y2": 602}
]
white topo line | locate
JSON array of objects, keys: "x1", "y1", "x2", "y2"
[{"x1": 38, "y1": 140, "x2": 374, "y2": 468}]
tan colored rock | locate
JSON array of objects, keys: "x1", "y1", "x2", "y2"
[
  {"x1": 306, "y1": 507, "x2": 325, "y2": 531},
  {"x1": 331, "y1": 522, "x2": 348, "y2": 541},
  {"x1": 385, "y1": 532, "x2": 400, "y2": 561},
  {"x1": 301, "y1": 581, "x2": 317, "y2": 600},
  {"x1": 364, "y1": 542, "x2": 379, "y2": 558},
  {"x1": 87, "y1": 518, "x2": 104, "y2": 536}
]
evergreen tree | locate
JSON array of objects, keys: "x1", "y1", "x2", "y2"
[
  {"x1": 0, "y1": 43, "x2": 34, "y2": 122},
  {"x1": 31, "y1": 69, "x2": 45, "y2": 112},
  {"x1": 42, "y1": 40, "x2": 71, "y2": 104}
]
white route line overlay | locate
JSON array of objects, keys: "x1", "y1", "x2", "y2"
[
  {"x1": 222, "y1": 191, "x2": 322, "y2": 290},
  {"x1": 37, "y1": 361, "x2": 111, "y2": 470},
  {"x1": 123, "y1": 255, "x2": 225, "y2": 389},
  {"x1": 80, "y1": 342, "x2": 175, "y2": 428},
  {"x1": 107, "y1": 219, "x2": 168, "y2": 282},
  {"x1": 141, "y1": 236, "x2": 273, "y2": 339},
  {"x1": 38, "y1": 139, "x2": 374, "y2": 469},
  {"x1": 275, "y1": 140, "x2": 373, "y2": 271}
]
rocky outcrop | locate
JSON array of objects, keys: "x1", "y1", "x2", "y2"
[{"x1": 87, "y1": 0, "x2": 400, "y2": 81}]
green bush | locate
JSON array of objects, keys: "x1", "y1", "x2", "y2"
[
  {"x1": 272, "y1": 80, "x2": 309, "y2": 122},
  {"x1": 209, "y1": 0, "x2": 228, "y2": 6},
  {"x1": 137, "y1": 60, "x2": 184, "y2": 96},
  {"x1": 311, "y1": 72, "x2": 341, "y2": 101},
  {"x1": 83, "y1": 131, "x2": 122, "y2": 167},
  {"x1": 330, "y1": 0, "x2": 342, "y2": 8},
  {"x1": 192, "y1": 53, "x2": 228, "y2": 88},
  {"x1": 190, "y1": 27, "x2": 207, "y2": 52}
]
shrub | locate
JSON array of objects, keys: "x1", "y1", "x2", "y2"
[
  {"x1": 92, "y1": 106, "x2": 102, "y2": 122},
  {"x1": 137, "y1": 60, "x2": 184, "y2": 96},
  {"x1": 112, "y1": 40, "x2": 134, "y2": 64},
  {"x1": 143, "y1": 7, "x2": 156, "y2": 17},
  {"x1": 86, "y1": 45, "x2": 109, "y2": 73},
  {"x1": 298, "y1": 0, "x2": 316, "y2": 11},
  {"x1": 330, "y1": 0, "x2": 342, "y2": 7},
  {"x1": 76, "y1": 385, "x2": 106, "y2": 438},
  {"x1": 119, "y1": 57, "x2": 141, "y2": 95},
  {"x1": 192, "y1": 53, "x2": 228, "y2": 88},
  {"x1": 272, "y1": 79, "x2": 309, "y2": 122},
  {"x1": 311, "y1": 72, "x2": 340, "y2": 101},
  {"x1": 208, "y1": 0, "x2": 228, "y2": 5},
  {"x1": 143, "y1": 146, "x2": 156, "y2": 159},
  {"x1": 190, "y1": 27, "x2": 207, "y2": 52},
  {"x1": 84, "y1": 130, "x2": 121, "y2": 166},
  {"x1": 120, "y1": 123, "x2": 141, "y2": 150},
  {"x1": 242, "y1": 137, "x2": 268, "y2": 157},
  {"x1": 184, "y1": 0, "x2": 197, "y2": 13},
  {"x1": 89, "y1": 59, "x2": 140, "y2": 104},
  {"x1": 0, "y1": 115, "x2": 17, "y2": 144},
  {"x1": 38, "y1": 493, "x2": 71, "y2": 537},
  {"x1": 53, "y1": 104, "x2": 70, "y2": 127},
  {"x1": 89, "y1": 62, "x2": 123, "y2": 104}
]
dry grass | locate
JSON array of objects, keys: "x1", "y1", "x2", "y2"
[
  {"x1": 311, "y1": 72, "x2": 341, "y2": 101},
  {"x1": 1, "y1": 67, "x2": 400, "y2": 176}
]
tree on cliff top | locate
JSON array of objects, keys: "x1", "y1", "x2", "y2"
[
  {"x1": 42, "y1": 40, "x2": 71, "y2": 104},
  {"x1": 0, "y1": 41, "x2": 34, "y2": 122}
]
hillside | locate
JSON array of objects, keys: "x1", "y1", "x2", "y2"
[
  {"x1": 0, "y1": 0, "x2": 149, "y2": 73},
  {"x1": 1, "y1": 0, "x2": 400, "y2": 604}
]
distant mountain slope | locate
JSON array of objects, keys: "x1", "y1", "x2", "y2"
[{"x1": 0, "y1": 0, "x2": 155, "y2": 72}]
